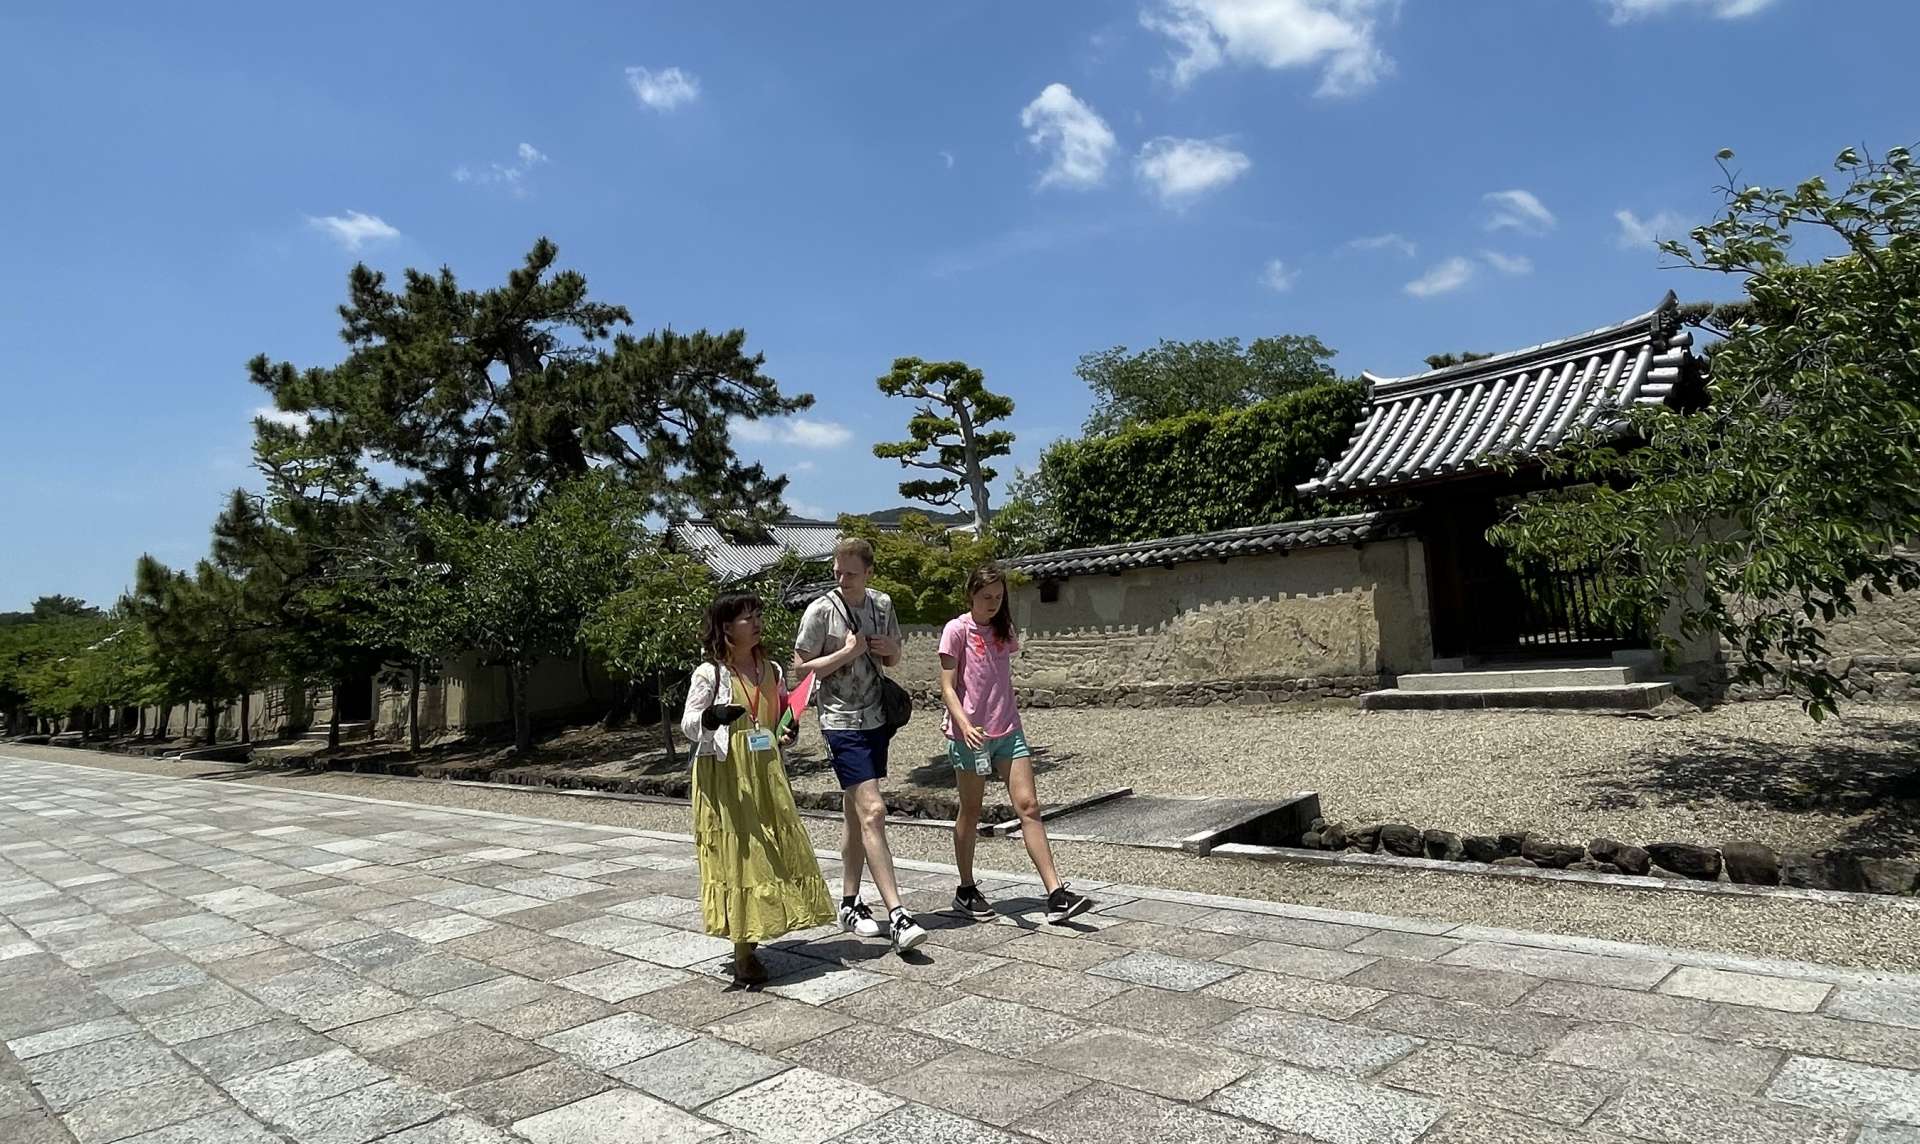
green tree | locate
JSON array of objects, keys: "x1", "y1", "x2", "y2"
[
  {"x1": 249, "y1": 238, "x2": 810, "y2": 529},
  {"x1": 1422, "y1": 350, "x2": 1492, "y2": 370},
  {"x1": 129, "y1": 558, "x2": 258, "y2": 744},
  {"x1": 582, "y1": 545, "x2": 717, "y2": 755},
  {"x1": 422, "y1": 474, "x2": 645, "y2": 753},
  {"x1": 1492, "y1": 144, "x2": 1920, "y2": 717},
  {"x1": 872, "y1": 358, "x2": 1015, "y2": 534},
  {"x1": 837, "y1": 512, "x2": 1002, "y2": 624},
  {"x1": 1077, "y1": 334, "x2": 1339, "y2": 436}
]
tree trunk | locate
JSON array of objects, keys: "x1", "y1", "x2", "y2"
[
  {"x1": 240, "y1": 692, "x2": 251, "y2": 744},
  {"x1": 136, "y1": 706, "x2": 146, "y2": 739},
  {"x1": 408, "y1": 666, "x2": 421, "y2": 754},
  {"x1": 157, "y1": 704, "x2": 172, "y2": 739},
  {"x1": 204, "y1": 698, "x2": 219, "y2": 745},
  {"x1": 954, "y1": 402, "x2": 991, "y2": 534},
  {"x1": 509, "y1": 660, "x2": 532, "y2": 754},
  {"x1": 328, "y1": 685, "x2": 341, "y2": 751},
  {"x1": 657, "y1": 670, "x2": 678, "y2": 767}
]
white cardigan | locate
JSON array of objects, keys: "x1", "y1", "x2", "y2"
[{"x1": 679, "y1": 659, "x2": 787, "y2": 760}]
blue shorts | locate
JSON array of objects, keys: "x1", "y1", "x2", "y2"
[
  {"x1": 823, "y1": 728, "x2": 891, "y2": 790},
  {"x1": 947, "y1": 730, "x2": 1032, "y2": 777}
]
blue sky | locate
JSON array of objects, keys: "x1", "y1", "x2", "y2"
[{"x1": 3, "y1": 0, "x2": 1916, "y2": 610}]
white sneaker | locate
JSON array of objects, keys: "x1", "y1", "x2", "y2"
[
  {"x1": 889, "y1": 908, "x2": 929, "y2": 954},
  {"x1": 839, "y1": 899, "x2": 883, "y2": 938}
]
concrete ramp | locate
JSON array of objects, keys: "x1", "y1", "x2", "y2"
[{"x1": 1034, "y1": 792, "x2": 1320, "y2": 856}]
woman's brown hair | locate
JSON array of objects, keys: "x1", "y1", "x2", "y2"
[
  {"x1": 701, "y1": 591, "x2": 765, "y2": 667},
  {"x1": 965, "y1": 565, "x2": 1016, "y2": 646}
]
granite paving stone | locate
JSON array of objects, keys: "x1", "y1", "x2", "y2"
[
  {"x1": 59, "y1": 1074, "x2": 227, "y2": 1144},
  {"x1": 1079, "y1": 984, "x2": 1247, "y2": 1037},
  {"x1": 1207, "y1": 1063, "x2": 1444, "y2": 1144},
  {"x1": 1034, "y1": 1026, "x2": 1255, "y2": 1100},
  {"x1": 1590, "y1": 1075, "x2": 1857, "y2": 1144},
  {"x1": 779, "y1": 1021, "x2": 952, "y2": 1083},
  {"x1": 703, "y1": 997, "x2": 856, "y2": 1053},
  {"x1": 1087, "y1": 950, "x2": 1240, "y2": 992},
  {"x1": 1821, "y1": 985, "x2": 1920, "y2": 1030},
  {"x1": 1346, "y1": 959, "x2": 1540, "y2": 1006},
  {"x1": 118, "y1": 1108, "x2": 283, "y2": 1144},
  {"x1": 1546, "y1": 1023, "x2": 1783, "y2": 1095},
  {"x1": 535, "y1": 1011, "x2": 691, "y2": 1068},
  {"x1": 1656, "y1": 966, "x2": 1833, "y2": 1012},
  {"x1": 1695, "y1": 1002, "x2": 1920, "y2": 1070},
  {"x1": 1381, "y1": 1042, "x2": 1620, "y2": 1126},
  {"x1": 616, "y1": 1036, "x2": 791, "y2": 1107},
  {"x1": 1358, "y1": 992, "x2": 1574, "y2": 1056},
  {"x1": 903, "y1": 995, "x2": 1087, "y2": 1056},
  {"x1": 20, "y1": 1033, "x2": 194, "y2": 1108},
  {"x1": 271, "y1": 1077, "x2": 449, "y2": 1144},
  {"x1": 511, "y1": 1088, "x2": 722, "y2": 1144},
  {"x1": 1015, "y1": 1083, "x2": 1292, "y2": 1144},
  {"x1": 883, "y1": 1048, "x2": 1086, "y2": 1128},
  {"x1": 1519, "y1": 979, "x2": 1714, "y2": 1034},
  {"x1": 706, "y1": 1066, "x2": 903, "y2": 1143},
  {"x1": 1202, "y1": 970, "x2": 1388, "y2": 1019},
  {"x1": 1766, "y1": 1055, "x2": 1920, "y2": 1124},
  {"x1": 368, "y1": 1023, "x2": 554, "y2": 1092},
  {"x1": 449, "y1": 1059, "x2": 616, "y2": 1125},
  {"x1": 6, "y1": 754, "x2": 1919, "y2": 1144},
  {"x1": 224, "y1": 1047, "x2": 390, "y2": 1118},
  {"x1": 1207, "y1": 1008, "x2": 1423, "y2": 1078}
]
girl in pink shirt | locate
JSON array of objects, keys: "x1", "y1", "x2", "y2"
[{"x1": 939, "y1": 565, "x2": 1092, "y2": 925}]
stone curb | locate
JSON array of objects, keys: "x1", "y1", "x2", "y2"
[
  {"x1": 12, "y1": 750, "x2": 1920, "y2": 997},
  {"x1": 1211, "y1": 842, "x2": 1920, "y2": 913}
]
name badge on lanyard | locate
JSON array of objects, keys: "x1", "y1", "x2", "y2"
[{"x1": 746, "y1": 729, "x2": 774, "y2": 752}]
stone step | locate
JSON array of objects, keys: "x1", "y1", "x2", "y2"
[
  {"x1": 1361, "y1": 681, "x2": 1674, "y2": 712},
  {"x1": 1396, "y1": 665, "x2": 1639, "y2": 691}
]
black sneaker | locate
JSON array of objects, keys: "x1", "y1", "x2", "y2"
[
  {"x1": 952, "y1": 884, "x2": 996, "y2": 920},
  {"x1": 889, "y1": 907, "x2": 929, "y2": 953},
  {"x1": 1044, "y1": 884, "x2": 1093, "y2": 924}
]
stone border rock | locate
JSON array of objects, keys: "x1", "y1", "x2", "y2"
[
  {"x1": 1297, "y1": 816, "x2": 1919, "y2": 897},
  {"x1": 904, "y1": 675, "x2": 1379, "y2": 710}
]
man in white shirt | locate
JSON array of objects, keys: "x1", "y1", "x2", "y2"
[{"x1": 792, "y1": 538, "x2": 928, "y2": 953}]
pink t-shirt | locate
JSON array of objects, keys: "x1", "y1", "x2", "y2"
[{"x1": 938, "y1": 614, "x2": 1021, "y2": 740}]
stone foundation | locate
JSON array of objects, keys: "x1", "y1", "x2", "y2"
[{"x1": 902, "y1": 674, "x2": 1380, "y2": 710}]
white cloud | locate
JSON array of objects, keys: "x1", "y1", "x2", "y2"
[
  {"x1": 1405, "y1": 256, "x2": 1476, "y2": 298},
  {"x1": 792, "y1": 460, "x2": 817, "y2": 472},
  {"x1": 731, "y1": 416, "x2": 853, "y2": 449},
  {"x1": 626, "y1": 66, "x2": 700, "y2": 112},
  {"x1": 1019, "y1": 83, "x2": 1117, "y2": 190},
  {"x1": 1615, "y1": 208, "x2": 1688, "y2": 249},
  {"x1": 1141, "y1": 0, "x2": 1394, "y2": 96},
  {"x1": 939, "y1": 149, "x2": 955, "y2": 169},
  {"x1": 1134, "y1": 137, "x2": 1252, "y2": 204},
  {"x1": 1259, "y1": 258, "x2": 1298, "y2": 291},
  {"x1": 1606, "y1": 0, "x2": 1776, "y2": 22},
  {"x1": 786, "y1": 500, "x2": 832, "y2": 521},
  {"x1": 1483, "y1": 189, "x2": 1556, "y2": 235},
  {"x1": 307, "y1": 211, "x2": 399, "y2": 251},
  {"x1": 1480, "y1": 250, "x2": 1533, "y2": 275},
  {"x1": 453, "y1": 142, "x2": 548, "y2": 197},
  {"x1": 1348, "y1": 232, "x2": 1416, "y2": 257},
  {"x1": 252, "y1": 406, "x2": 309, "y2": 430}
]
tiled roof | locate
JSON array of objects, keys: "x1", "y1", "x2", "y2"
[
  {"x1": 1004, "y1": 511, "x2": 1416, "y2": 580},
  {"x1": 1300, "y1": 293, "x2": 1698, "y2": 497},
  {"x1": 667, "y1": 518, "x2": 849, "y2": 581}
]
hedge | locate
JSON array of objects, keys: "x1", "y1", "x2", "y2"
[{"x1": 1043, "y1": 380, "x2": 1367, "y2": 548}]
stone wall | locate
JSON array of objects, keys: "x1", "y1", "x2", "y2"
[
  {"x1": 1717, "y1": 578, "x2": 1920, "y2": 703},
  {"x1": 888, "y1": 538, "x2": 1428, "y2": 707}
]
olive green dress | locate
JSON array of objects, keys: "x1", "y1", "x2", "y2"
[{"x1": 690, "y1": 661, "x2": 834, "y2": 943}]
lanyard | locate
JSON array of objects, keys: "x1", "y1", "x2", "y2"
[{"x1": 736, "y1": 663, "x2": 768, "y2": 728}]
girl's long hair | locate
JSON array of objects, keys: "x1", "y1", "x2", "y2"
[
  {"x1": 701, "y1": 591, "x2": 765, "y2": 667},
  {"x1": 966, "y1": 564, "x2": 1016, "y2": 646}
]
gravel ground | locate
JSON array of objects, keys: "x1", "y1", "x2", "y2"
[
  {"x1": 787, "y1": 700, "x2": 1920, "y2": 856},
  {"x1": 10, "y1": 743, "x2": 1919, "y2": 974}
]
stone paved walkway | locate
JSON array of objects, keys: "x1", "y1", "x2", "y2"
[{"x1": 2, "y1": 756, "x2": 1919, "y2": 1144}]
